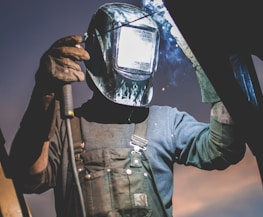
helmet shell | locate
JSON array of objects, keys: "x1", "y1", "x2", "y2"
[{"x1": 84, "y1": 3, "x2": 160, "y2": 106}]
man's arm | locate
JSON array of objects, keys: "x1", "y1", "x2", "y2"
[{"x1": 9, "y1": 35, "x2": 89, "y2": 185}]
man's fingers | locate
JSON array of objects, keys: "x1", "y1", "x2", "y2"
[
  {"x1": 51, "y1": 46, "x2": 90, "y2": 61},
  {"x1": 63, "y1": 67, "x2": 85, "y2": 82},
  {"x1": 53, "y1": 35, "x2": 83, "y2": 47},
  {"x1": 41, "y1": 35, "x2": 89, "y2": 83},
  {"x1": 72, "y1": 69, "x2": 85, "y2": 82},
  {"x1": 51, "y1": 57, "x2": 86, "y2": 82},
  {"x1": 53, "y1": 64, "x2": 85, "y2": 82},
  {"x1": 48, "y1": 35, "x2": 90, "y2": 61},
  {"x1": 55, "y1": 57, "x2": 82, "y2": 71}
]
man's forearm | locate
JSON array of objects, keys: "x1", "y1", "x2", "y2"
[{"x1": 28, "y1": 141, "x2": 49, "y2": 175}]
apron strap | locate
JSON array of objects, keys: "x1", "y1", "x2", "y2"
[{"x1": 130, "y1": 116, "x2": 149, "y2": 152}]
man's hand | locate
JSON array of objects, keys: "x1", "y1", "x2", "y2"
[
  {"x1": 27, "y1": 35, "x2": 90, "y2": 139},
  {"x1": 8, "y1": 36, "x2": 90, "y2": 180},
  {"x1": 211, "y1": 101, "x2": 234, "y2": 125},
  {"x1": 35, "y1": 35, "x2": 90, "y2": 93}
]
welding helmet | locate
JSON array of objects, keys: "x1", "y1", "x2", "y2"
[{"x1": 84, "y1": 3, "x2": 160, "y2": 106}]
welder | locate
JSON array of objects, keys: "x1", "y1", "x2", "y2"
[{"x1": 9, "y1": 3, "x2": 246, "y2": 217}]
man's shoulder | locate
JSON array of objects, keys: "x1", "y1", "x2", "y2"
[
  {"x1": 148, "y1": 105, "x2": 180, "y2": 120},
  {"x1": 149, "y1": 104, "x2": 177, "y2": 112}
]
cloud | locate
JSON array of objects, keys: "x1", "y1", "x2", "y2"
[{"x1": 172, "y1": 146, "x2": 262, "y2": 217}]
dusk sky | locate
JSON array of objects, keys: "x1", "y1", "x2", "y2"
[{"x1": 1, "y1": 1, "x2": 263, "y2": 217}]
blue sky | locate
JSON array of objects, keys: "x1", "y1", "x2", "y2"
[{"x1": 1, "y1": 1, "x2": 263, "y2": 217}]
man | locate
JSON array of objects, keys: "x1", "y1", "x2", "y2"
[{"x1": 9, "y1": 3, "x2": 246, "y2": 217}]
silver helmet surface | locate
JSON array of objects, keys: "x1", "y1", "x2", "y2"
[{"x1": 84, "y1": 3, "x2": 160, "y2": 106}]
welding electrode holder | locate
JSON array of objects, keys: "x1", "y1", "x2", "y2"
[{"x1": 62, "y1": 83, "x2": 86, "y2": 217}]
